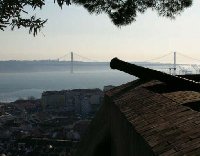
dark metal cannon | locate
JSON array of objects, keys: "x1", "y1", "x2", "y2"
[{"x1": 110, "y1": 57, "x2": 200, "y2": 92}]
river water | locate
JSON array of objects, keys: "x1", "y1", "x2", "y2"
[
  {"x1": 0, "y1": 69, "x2": 135, "y2": 102},
  {"x1": 0, "y1": 63, "x2": 195, "y2": 102}
]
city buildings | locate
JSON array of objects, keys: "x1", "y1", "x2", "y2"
[
  {"x1": 42, "y1": 89, "x2": 103, "y2": 117},
  {"x1": 0, "y1": 88, "x2": 104, "y2": 155}
]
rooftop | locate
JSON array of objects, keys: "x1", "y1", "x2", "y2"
[
  {"x1": 75, "y1": 59, "x2": 200, "y2": 156},
  {"x1": 105, "y1": 79, "x2": 200, "y2": 155}
]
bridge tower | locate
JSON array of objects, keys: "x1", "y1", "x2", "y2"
[
  {"x1": 174, "y1": 52, "x2": 176, "y2": 75},
  {"x1": 71, "y1": 52, "x2": 74, "y2": 74},
  {"x1": 169, "y1": 52, "x2": 177, "y2": 75}
]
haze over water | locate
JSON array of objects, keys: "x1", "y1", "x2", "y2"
[
  {"x1": 0, "y1": 60, "x2": 197, "y2": 102},
  {"x1": 0, "y1": 64, "x2": 135, "y2": 102}
]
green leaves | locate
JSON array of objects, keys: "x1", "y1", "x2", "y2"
[
  {"x1": 0, "y1": 0, "x2": 47, "y2": 36},
  {"x1": 152, "y1": 0, "x2": 193, "y2": 18},
  {"x1": 0, "y1": 0, "x2": 193, "y2": 36},
  {"x1": 72, "y1": 0, "x2": 193, "y2": 26},
  {"x1": 11, "y1": 16, "x2": 47, "y2": 36}
]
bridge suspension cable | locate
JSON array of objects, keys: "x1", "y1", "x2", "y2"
[
  {"x1": 143, "y1": 52, "x2": 173, "y2": 62},
  {"x1": 56, "y1": 51, "x2": 200, "y2": 64},
  {"x1": 73, "y1": 52, "x2": 100, "y2": 62},
  {"x1": 176, "y1": 52, "x2": 200, "y2": 62},
  {"x1": 56, "y1": 52, "x2": 100, "y2": 62},
  {"x1": 57, "y1": 52, "x2": 71, "y2": 60}
]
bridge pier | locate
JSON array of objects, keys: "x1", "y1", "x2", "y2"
[{"x1": 71, "y1": 52, "x2": 74, "y2": 74}]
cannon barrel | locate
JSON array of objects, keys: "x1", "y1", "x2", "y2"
[
  {"x1": 178, "y1": 74, "x2": 200, "y2": 82},
  {"x1": 110, "y1": 57, "x2": 200, "y2": 92}
]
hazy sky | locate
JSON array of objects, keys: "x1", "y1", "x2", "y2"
[{"x1": 0, "y1": 0, "x2": 200, "y2": 63}]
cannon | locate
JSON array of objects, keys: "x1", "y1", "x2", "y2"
[{"x1": 110, "y1": 57, "x2": 200, "y2": 92}]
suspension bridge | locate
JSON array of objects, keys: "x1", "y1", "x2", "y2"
[
  {"x1": 55, "y1": 52, "x2": 101, "y2": 73},
  {"x1": 54, "y1": 51, "x2": 200, "y2": 74}
]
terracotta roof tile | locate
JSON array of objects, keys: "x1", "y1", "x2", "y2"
[
  {"x1": 106, "y1": 79, "x2": 200, "y2": 155},
  {"x1": 163, "y1": 91, "x2": 200, "y2": 104}
]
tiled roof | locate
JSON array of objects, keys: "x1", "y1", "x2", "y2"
[
  {"x1": 163, "y1": 91, "x2": 200, "y2": 104},
  {"x1": 106, "y1": 80, "x2": 200, "y2": 155}
]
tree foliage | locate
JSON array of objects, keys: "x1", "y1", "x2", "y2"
[{"x1": 0, "y1": 0, "x2": 193, "y2": 36}]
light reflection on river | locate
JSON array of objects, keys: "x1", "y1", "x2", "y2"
[
  {"x1": 0, "y1": 63, "x2": 195, "y2": 102},
  {"x1": 0, "y1": 69, "x2": 135, "y2": 102}
]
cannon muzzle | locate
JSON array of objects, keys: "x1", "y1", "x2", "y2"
[{"x1": 110, "y1": 58, "x2": 200, "y2": 92}]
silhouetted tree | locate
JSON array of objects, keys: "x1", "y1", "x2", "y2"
[{"x1": 0, "y1": 0, "x2": 193, "y2": 36}]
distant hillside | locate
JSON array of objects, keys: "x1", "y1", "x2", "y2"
[
  {"x1": 0, "y1": 60, "x2": 110, "y2": 73},
  {"x1": 0, "y1": 60, "x2": 178, "y2": 73}
]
